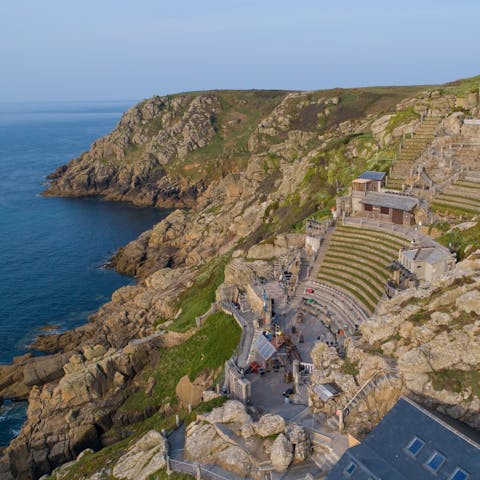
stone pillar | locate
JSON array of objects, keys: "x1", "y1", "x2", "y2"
[
  {"x1": 292, "y1": 360, "x2": 300, "y2": 390},
  {"x1": 338, "y1": 410, "x2": 344, "y2": 431}
]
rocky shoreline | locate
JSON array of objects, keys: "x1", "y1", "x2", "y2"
[{"x1": 2, "y1": 82, "x2": 480, "y2": 479}]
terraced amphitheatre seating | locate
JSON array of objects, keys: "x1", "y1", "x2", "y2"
[
  {"x1": 302, "y1": 281, "x2": 369, "y2": 329},
  {"x1": 432, "y1": 174, "x2": 480, "y2": 217},
  {"x1": 317, "y1": 225, "x2": 410, "y2": 313},
  {"x1": 386, "y1": 116, "x2": 441, "y2": 191}
]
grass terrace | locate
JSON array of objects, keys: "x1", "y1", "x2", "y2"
[
  {"x1": 432, "y1": 177, "x2": 480, "y2": 219},
  {"x1": 317, "y1": 225, "x2": 410, "y2": 312}
]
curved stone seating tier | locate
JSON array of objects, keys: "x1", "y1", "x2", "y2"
[
  {"x1": 301, "y1": 282, "x2": 368, "y2": 332},
  {"x1": 324, "y1": 253, "x2": 389, "y2": 281},
  {"x1": 317, "y1": 225, "x2": 409, "y2": 313},
  {"x1": 321, "y1": 260, "x2": 387, "y2": 294},
  {"x1": 432, "y1": 173, "x2": 480, "y2": 217},
  {"x1": 331, "y1": 234, "x2": 402, "y2": 258},
  {"x1": 335, "y1": 226, "x2": 408, "y2": 247},
  {"x1": 317, "y1": 270, "x2": 378, "y2": 312},
  {"x1": 328, "y1": 244, "x2": 394, "y2": 266}
]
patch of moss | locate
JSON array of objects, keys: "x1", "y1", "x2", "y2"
[
  {"x1": 341, "y1": 358, "x2": 359, "y2": 376},
  {"x1": 430, "y1": 369, "x2": 480, "y2": 398}
]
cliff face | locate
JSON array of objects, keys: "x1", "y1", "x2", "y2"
[{"x1": 3, "y1": 79, "x2": 480, "y2": 479}]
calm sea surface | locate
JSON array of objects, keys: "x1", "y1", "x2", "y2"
[{"x1": 0, "y1": 101, "x2": 169, "y2": 445}]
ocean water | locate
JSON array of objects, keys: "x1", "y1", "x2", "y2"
[{"x1": 0, "y1": 101, "x2": 169, "y2": 445}]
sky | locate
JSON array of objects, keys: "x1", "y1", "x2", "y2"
[{"x1": 1, "y1": 0, "x2": 479, "y2": 102}]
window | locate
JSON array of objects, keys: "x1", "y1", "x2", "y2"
[
  {"x1": 364, "y1": 203, "x2": 373, "y2": 212},
  {"x1": 449, "y1": 468, "x2": 469, "y2": 480},
  {"x1": 380, "y1": 206, "x2": 389, "y2": 215},
  {"x1": 425, "y1": 451, "x2": 446, "y2": 472},
  {"x1": 344, "y1": 462, "x2": 357, "y2": 476},
  {"x1": 406, "y1": 437, "x2": 425, "y2": 456}
]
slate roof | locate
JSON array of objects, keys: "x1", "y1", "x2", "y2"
[
  {"x1": 358, "y1": 171, "x2": 386, "y2": 181},
  {"x1": 326, "y1": 397, "x2": 480, "y2": 480},
  {"x1": 402, "y1": 246, "x2": 453, "y2": 265},
  {"x1": 361, "y1": 192, "x2": 418, "y2": 211},
  {"x1": 253, "y1": 333, "x2": 276, "y2": 361}
]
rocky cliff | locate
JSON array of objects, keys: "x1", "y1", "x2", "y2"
[
  {"x1": 309, "y1": 251, "x2": 480, "y2": 437},
  {"x1": 2, "y1": 77, "x2": 480, "y2": 479}
]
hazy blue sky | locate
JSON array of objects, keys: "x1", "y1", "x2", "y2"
[{"x1": 1, "y1": 0, "x2": 479, "y2": 101}]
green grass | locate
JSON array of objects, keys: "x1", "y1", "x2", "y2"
[
  {"x1": 436, "y1": 193, "x2": 480, "y2": 205},
  {"x1": 440, "y1": 221, "x2": 480, "y2": 260},
  {"x1": 120, "y1": 312, "x2": 241, "y2": 413},
  {"x1": 431, "y1": 203, "x2": 479, "y2": 219},
  {"x1": 442, "y1": 75, "x2": 480, "y2": 98},
  {"x1": 341, "y1": 358, "x2": 359, "y2": 376},
  {"x1": 430, "y1": 369, "x2": 480, "y2": 398},
  {"x1": 386, "y1": 107, "x2": 419, "y2": 133},
  {"x1": 169, "y1": 256, "x2": 228, "y2": 332}
]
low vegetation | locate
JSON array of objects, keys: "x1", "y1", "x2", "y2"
[
  {"x1": 169, "y1": 256, "x2": 229, "y2": 332},
  {"x1": 120, "y1": 312, "x2": 241, "y2": 413}
]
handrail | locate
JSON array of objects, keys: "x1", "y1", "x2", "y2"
[{"x1": 342, "y1": 369, "x2": 397, "y2": 412}]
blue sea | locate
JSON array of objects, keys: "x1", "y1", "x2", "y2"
[{"x1": 0, "y1": 101, "x2": 169, "y2": 445}]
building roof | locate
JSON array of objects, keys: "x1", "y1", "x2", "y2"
[
  {"x1": 326, "y1": 397, "x2": 480, "y2": 480},
  {"x1": 313, "y1": 383, "x2": 340, "y2": 402},
  {"x1": 402, "y1": 246, "x2": 453, "y2": 265},
  {"x1": 361, "y1": 192, "x2": 418, "y2": 211},
  {"x1": 358, "y1": 171, "x2": 386, "y2": 181},
  {"x1": 254, "y1": 333, "x2": 276, "y2": 361}
]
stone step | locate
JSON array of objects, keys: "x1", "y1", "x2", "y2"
[
  {"x1": 336, "y1": 225, "x2": 408, "y2": 246},
  {"x1": 319, "y1": 264, "x2": 384, "y2": 298},
  {"x1": 328, "y1": 243, "x2": 395, "y2": 266},
  {"x1": 436, "y1": 191, "x2": 480, "y2": 204},
  {"x1": 318, "y1": 270, "x2": 379, "y2": 311},
  {"x1": 331, "y1": 232, "x2": 404, "y2": 255}
]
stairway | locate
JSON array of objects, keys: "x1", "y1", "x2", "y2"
[
  {"x1": 309, "y1": 227, "x2": 335, "y2": 280},
  {"x1": 386, "y1": 115, "x2": 441, "y2": 191}
]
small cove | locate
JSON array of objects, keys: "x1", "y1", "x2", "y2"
[{"x1": 0, "y1": 100, "x2": 169, "y2": 445}]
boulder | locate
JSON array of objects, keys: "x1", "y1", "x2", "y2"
[
  {"x1": 270, "y1": 434, "x2": 293, "y2": 472},
  {"x1": 221, "y1": 400, "x2": 250, "y2": 424},
  {"x1": 456, "y1": 290, "x2": 480, "y2": 315},
  {"x1": 216, "y1": 445, "x2": 253, "y2": 476},
  {"x1": 253, "y1": 414, "x2": 286, "y2": 437},
  {"x1": 112, "y1": 430, "x2": 167, "y2": 480},
  {"x1": 175, "y1": 375, "x2": 204, "y2": 407}
]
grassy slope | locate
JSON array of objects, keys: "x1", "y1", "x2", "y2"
[{"x1": 120, "y1": 311, "x2": 241, "y2": 413}]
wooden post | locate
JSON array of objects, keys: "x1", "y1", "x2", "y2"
[
  {"x1": 175, "y1": 414, "x2": 180, "y2": 428},
  {"x1": 196, "y1": 463, "x2": 202, "y2": 480},
  {"x1": 188, "y1": 403, "x2": 192, "y2": 414}
]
